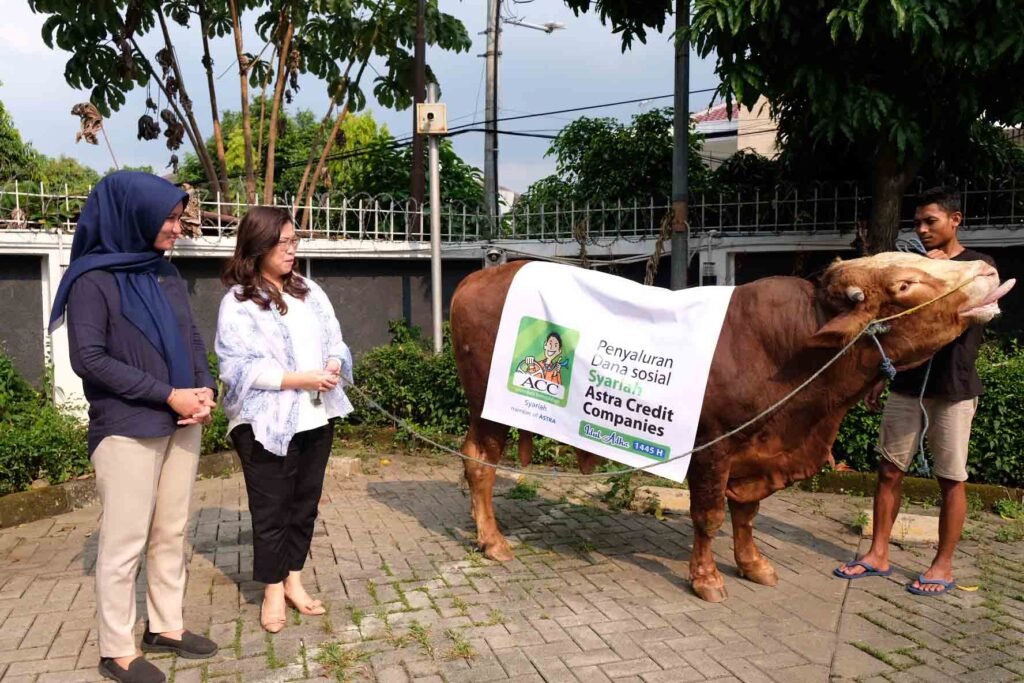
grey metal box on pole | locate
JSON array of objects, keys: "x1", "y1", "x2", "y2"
[{"x1": 417, "y1": 84, "x2": 446, "y2": 354}]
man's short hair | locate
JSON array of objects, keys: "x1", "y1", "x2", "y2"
[{"x1": 915, "y1": 186, "x2": 961, "y2": 214}]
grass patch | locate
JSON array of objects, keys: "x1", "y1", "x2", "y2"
[
  {"x1": 850, "y1": 642, "x2": 919, "y2": 670},
  {"x1": 349, "y1": 606, "x2": 364, "y2": 629},
  {"x1": 232, "y1": 617, "x2": 243, "y2": 658},
  {"x1": 576, "y1": 539, "x2": 596, "y2": 554},
  {"x1": 443, "y1": 628, "x2": 475, "y2": 661},
  {"x1": 995, "y1": 520, "x2": 1024, "y2": 543},
  {"x1": 394, "y1": 582, "x2": 412, "y2": 610},
  {"x1": 967, "y1": 492, "x2": 985, "y2": 520},
  {"x1": 321, "y1": 604, "x2": 335, "y2": 635},
  {"x1": 994, "y1": 497, "x2": 1024, "y2": 521},
  {"x1": 315, "y1": 642, "x2": 370, "y2": 682},
  {"x1": 852, "y1": 511, "x2": 870, "y2": 533},
  {"x1": 408, "y1": 620, "x2": 434, "y2": 658},
  {"x1": 264, "y1": 632, "x2": 285, "y2": 669},
  {"x1": 299, "y1": 642, "x2": 310, "y2": 679},
  {"x1": 506, "y1": 478, "x2": 540, "y2": 500},
  {"x1": 451, "y1": 596, "x2": 469, "y2": 617}
]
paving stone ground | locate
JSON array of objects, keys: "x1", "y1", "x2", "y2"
[{"x1": 0, "y1": 451, "x2": 1021, "y2": 683}]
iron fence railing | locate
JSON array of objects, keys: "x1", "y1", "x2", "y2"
[{"x1": 2, "y1": 179, "x2": 1021, "y2": 241}]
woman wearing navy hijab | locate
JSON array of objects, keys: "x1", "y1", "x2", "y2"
[{"x1": 50, "y1": 172, "x2": 219, "y2": 683}]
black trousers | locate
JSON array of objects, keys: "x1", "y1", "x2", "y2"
[{"x1": 231, "y1": 423, "x2": 334, "y2": 584}]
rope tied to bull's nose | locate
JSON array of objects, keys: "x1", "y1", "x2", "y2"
[{"x1": 866, "y1": 332, "x2": 898, "y2": 381}]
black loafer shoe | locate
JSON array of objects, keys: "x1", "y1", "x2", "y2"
[
  {"x1": 98, "y1": 657, "x2": 166, "y2": 683},
  {"x1": 141, "y1": 624, "x2": 218, "y2": 659}
]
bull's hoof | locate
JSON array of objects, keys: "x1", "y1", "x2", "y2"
[
  {"x1": 736, "y1": 559, "x2": 779, "y2": 587},
  {"x1": 481, "y1": 538, "x2": 515, "y2": 562},
  {"x1": 691, "y1": 576, "x2": 728, "y2": 603}
]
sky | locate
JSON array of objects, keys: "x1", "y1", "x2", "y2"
[{"x1": 0, "y1": 1, "x2": 721, "y2": 193}]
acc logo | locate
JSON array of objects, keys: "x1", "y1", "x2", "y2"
[{"x1": 507, "y1": 316, "x2": 579, "y2": 407}]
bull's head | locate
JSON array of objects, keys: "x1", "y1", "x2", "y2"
[{"x1": 811, "y1": 252, "x2": 1015, "y2": 369}]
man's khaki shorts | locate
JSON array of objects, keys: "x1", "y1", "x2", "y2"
[{"x1": 877, "y1": 392, "x2": 978, "y2": 482}]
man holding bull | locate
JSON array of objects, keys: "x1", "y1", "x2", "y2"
[{"x1": 835, "y1": 186, "x2": 995, "y2": 596}]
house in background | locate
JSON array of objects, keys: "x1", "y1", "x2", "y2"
[{"x1": 693, "y1": 96, "x2": 778, "y2": 168}]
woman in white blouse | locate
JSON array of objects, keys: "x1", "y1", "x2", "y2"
[{"x1": 215, "y1": 207, "x2": 353, "y2": 633}]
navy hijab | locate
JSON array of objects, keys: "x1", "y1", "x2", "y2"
[{"x1": 49, "y1": 171, "x2": 193, "y2": 388}]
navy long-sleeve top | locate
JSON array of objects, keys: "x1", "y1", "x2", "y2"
[{"x1": 66, "y1": 265, "x2": 215, "y2": 455}]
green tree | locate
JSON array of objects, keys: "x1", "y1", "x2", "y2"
[
  {"x1": 0, "y1": 91, "x2": 39, "y2": 181},
  {"x1": 520, "y1": 108, "x2": 711, "y2": 204},
  {"x1": 180, "y1": 105, "x2": 484, "y2": 204},
  {"x1": 104, "y1": 164, "x2": 155, "y2": 176},
  {"x1": 567, "y1": 1, "x2": 1024, "y2": 252},
  {"x1": 29, "y1": 0, "x2": 471, "y2": 201},
  {"x1": 37, "y1": 156, "x2": 101, "y2": 189},
  {"x1": 690, "y1": 0, "x2": 1024, "y2": 253}
]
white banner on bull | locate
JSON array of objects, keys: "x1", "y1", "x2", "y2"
[{"x1": 481, "y1": 262, "x2": 735, "y2": 482}]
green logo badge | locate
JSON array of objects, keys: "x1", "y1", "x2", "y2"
[{"x1": 507, "y1": 316, "x2": 579, "y2": 407}]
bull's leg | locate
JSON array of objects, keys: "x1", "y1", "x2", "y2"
[
  {"x1": 688, "y1": 465, "x2": 729, "y2": 602},
  {"x1": 729, "y1": 499, "x2": 778, "y2": 586},
  {"x1": 461, "y1": 417, "x2": 514, "y2": 561},
  {"x1": 573, "y1": 447, "x2": 602, "y2": 474}
]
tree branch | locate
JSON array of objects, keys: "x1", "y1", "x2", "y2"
[
  {"x1": 198, "y1": 1, "x2": 230, "y2": 195},
  {"x1": 298, "y1": 21, "x2": 383, "y2": 226},
  {"x1": 228, "y1": 0, "x2": 256, "y2": 203},
  {"x1": 262, "y1": 10, "x2": 295, "y2": 203},
  {"x1": 154, "y1": 10, "x2": 223, "y2": 194},
  {"x1": 128, "y1": 35, "x2": 217, "y2": 190}
]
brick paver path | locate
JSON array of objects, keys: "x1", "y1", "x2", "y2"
[{"x1": 0, "y1": 454, "x2": 1021, "y2": 682}]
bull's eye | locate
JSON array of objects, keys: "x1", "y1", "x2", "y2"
[{"x1": 899, "y1": 282, "x2": 911, "y2": 293}]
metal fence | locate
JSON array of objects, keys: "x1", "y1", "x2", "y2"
[{"x1": 2, "y1": 179, "x2": 1022, "y2": 241}]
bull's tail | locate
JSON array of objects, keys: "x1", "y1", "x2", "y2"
[{"x1": 518, "y1": 430, "x2": 534, "y2": 467}]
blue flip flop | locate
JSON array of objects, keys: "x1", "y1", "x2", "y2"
[
  {"x1": 833, "y1": 559, "x2": 894, "y2": 580},
  {"x1": 906, "y1": 574, "x2": 956, "y2": 596}
]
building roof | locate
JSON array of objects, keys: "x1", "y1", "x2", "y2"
[{"x1": 692, "y1": 102, "x2": 734, "y2": 124}]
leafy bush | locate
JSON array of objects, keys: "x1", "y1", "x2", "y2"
[
  {"x1": 0, "y1": 350, "x2": 233, "y2": 497},
  {"x1": 349, "y1": 320, "x2": 468, "y2": 435},
  {"x1": 0, "y1": 351, "x2": 37, "y2": 419},
  {"x1": 0, "y1": 406, "x2": 89, "y2": 495},
  {"x1": 0, "y1": 350, "x2": 88, "y2": 495},
  {"x1": 201, "y1": 352, "x2": 231, "y2": 455},
  {"x1": 834, "y1": 338, "x2": 1024, "y2": 487}
]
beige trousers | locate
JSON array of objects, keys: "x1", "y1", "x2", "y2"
[
  {"x1": 878, "y1": 392, "x2": 978, "y2": 482},
  {"x1": 93, "y1": 425, "x2": 201, "y2": 657}
]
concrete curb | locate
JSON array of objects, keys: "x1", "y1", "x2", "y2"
[
  {"x1": 0, "y1": 451, "x2": 361, "y2": 529},
  {"x1": 797, "y1": 470, "x2": 1023, "y2": 508}
]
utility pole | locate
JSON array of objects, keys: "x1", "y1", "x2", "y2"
[
  {"x1": 484, "y1": 0, "x2": 501, "y2": 235},
  {"x1": 421, "y1": 84, "x2": 446, "y2": 354},
  {"x1": 410, "y1": 0, "x2": 427, "y2": 208},
  {"x1": 670, "y1": 0, "x2": 690, "y2": 290}
]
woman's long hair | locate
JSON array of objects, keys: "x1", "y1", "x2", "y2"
[{"x1": 222, "y1": 206, "x2": 309, "y2": 314}]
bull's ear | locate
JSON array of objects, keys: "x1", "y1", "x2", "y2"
[{"x1": 807, "y1": 309, "x2": 874, "y2": 349}]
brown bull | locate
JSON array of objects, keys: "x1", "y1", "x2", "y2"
[{"x1": 449, "y1": 253, "x2": 1012, "y2": 602}]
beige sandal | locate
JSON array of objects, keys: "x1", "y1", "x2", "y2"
[
  {"x1": 285, "y1": 595, "x2": 326, "y2": 616},
  {"x1": 260, "y1": 598, "x2": 287, "y2": 633}
]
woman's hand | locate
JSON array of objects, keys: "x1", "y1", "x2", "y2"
[
  {"x1": 169, "y1": 388, "x2": 217, "y2": 425},
  {"x1": 283, "y1": 370, "x2": 339, "y2": 392}
]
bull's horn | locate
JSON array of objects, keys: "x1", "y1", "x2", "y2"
[{"x1": 846, "y1": 286, "x2": 865, "y2": 302}]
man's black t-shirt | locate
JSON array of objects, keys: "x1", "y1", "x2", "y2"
[{"x1": 890, "y1": 248, "x2": 996, "y2": 401}]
